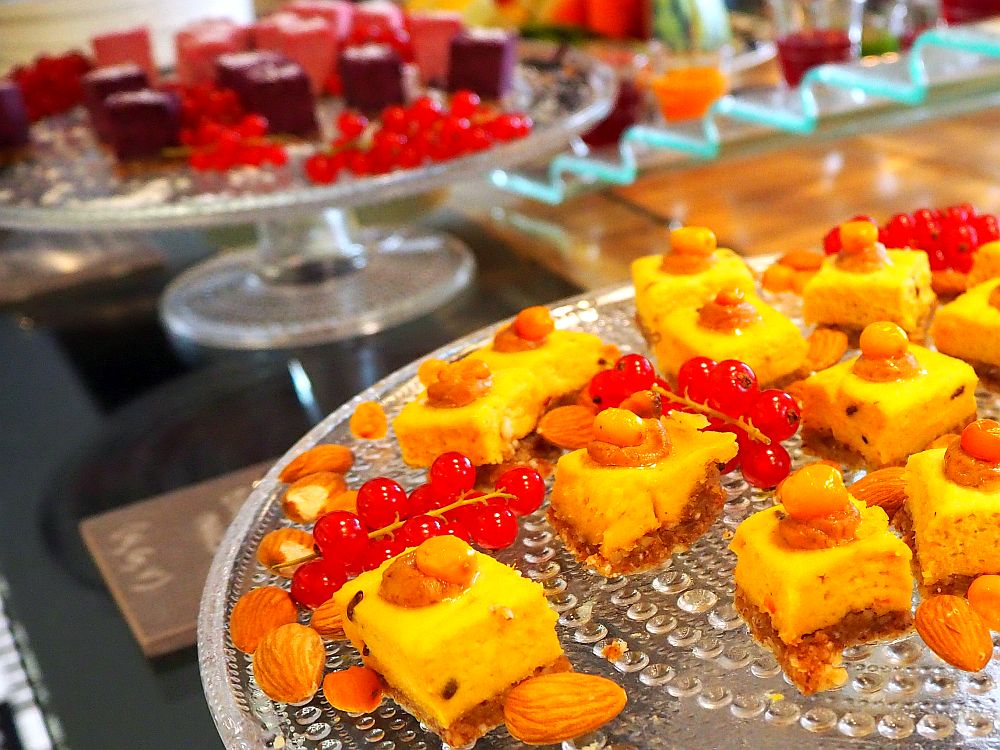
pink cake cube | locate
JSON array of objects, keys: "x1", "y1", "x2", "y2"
[
  {"x1": 406, "y1": 11, "x2": 464, "y2": 86},
  {"x1": 254, "y1": 12, "x2": 338, "y2": 94},
  {"x1": 175, "y1": 19, "x2": 251, "y2": 86},
  {"x1": 283, "y1": 0, "x2": 355, "y2": 41},
  {"x1": 91, "y1": 26, "x2": 157, "y2": 82},
  {"x1": 352, "y1": 0, "x2": 405, "y2": 35}
]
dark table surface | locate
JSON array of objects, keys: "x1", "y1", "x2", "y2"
[{"x1": 0, "y1": 210, "x2": 581, "y2": 749}]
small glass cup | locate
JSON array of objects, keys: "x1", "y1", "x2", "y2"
[
  {"x1": 939, "y1": 0, "x2": 1000, "y2": 24},
  {"x1": 770, "y1": 0, "x2": 866, "y2": 85}
]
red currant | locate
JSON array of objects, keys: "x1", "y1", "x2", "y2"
[
  {"x1": 290, "y1": 558, "x2": 347, "y2": 609},
  {"x1": 409, "y1": 96, "x2": 444, "y2": 128},
  {"x1": 314, "y1": 510, "x2": 368, "y2": 563},
  {"x1": 944, "y1": 203, "x2": 975, "y2": 224},
  {"x1": 429, "y1": 451, "x2": 476, "y2": 493},
  {"x1": 912, "y1": 207, "x2": 937, "y2": 228},
  {"x1": 494, "y1": 467, "x2": 545, "y2": 516},
  {"x1": 740, "y1": 442, "x2": 791, "y2": 489},
  {"x1": 469, "y1": 506, "x2": 518, "y2": 549},
  {"x1": 615, "y1": 354, "x2": 656, "y2": 392},
  {"x1": 336, "y1": 110, "x2": 369, "y2": 139},
  {"x1": 450, "y1": 90, "x2": 481, "y2": 118},
  {"x1": 913, "y1": 219, "x2": 944, "y2": 256},
  {"x1": 237, "y1": 113, "x2": 269, "y2": 138},
  {"x1": 973, "y1": 214, "x2": 1000, "y2": 244},
  {"x1": 884, "y1": 213, "x2": 915, "y2": 248},
  {"x1": 361, "y1": 536, "x2": 404, "y2": 571},
  {"x1": 587, "y1": 369, "x2": 631, "y2": 409},
  {"x1": 407, "y1": 482, "x2": 442, "y2": 515},
  {"x1": 443, "y1": 522, "x2": 474, "y2": 543},
  {"x1": 381, "y1": 105, "x2": 407, "y2": 133},
  {"x1": 356, "y1": 477, "x2": 408, "y2": 530},
  {"x1": 942, "y1": 223, "x2": 978, "y2": 273},
  {"x1": 747, "y1": 389, "x2": 801, "y2": 442},
  {"x1": 396, "y1": 514, "x2": 446, "y2": 548},
  {"x1": 707, "y1": 360, "x2": 758, "y2": 416},
  {"x1": 822, "y1": 226, "x2": 842, "y2": 255},
  {"x1": 677, "y1": 357, "x2": 717, "y2": 402},
  {"x1": 304, "y1": 153, "x2": 338, "y2": 184}
]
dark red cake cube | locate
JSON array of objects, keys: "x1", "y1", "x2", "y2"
[
  {"x1": 337, "y1": 43, "x2": 405, "y2": 114},
  {"x1": 242, "y1": 60, "x2": 318, "y2": 136},
  {"x1": 104, "y1": 89, "x2": 180, "y2": 160},
  {"x1": 82, "y1": 64, "x2": 148, "y2": 142},
  {"x1": 447, "y1": 29, "x2": 517, "y2": 100},
  {"x1": 0, "y1": 81, "x2": 30, "y2": 150},
  {"x1": 215, "y1": 50, "x2": 288, "y2": 99}
]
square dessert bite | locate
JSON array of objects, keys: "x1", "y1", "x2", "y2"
[
  {"x1": 338, "y1": 44, "x2": 405, "y2": 113},
  {"x1": 652, "y1": 289, "x2": 808, "y2": 386},
  {"x1": 175, "y1": 19, "x2": 251, "y2": 86},
  {"x1": 795, "y1": 322, "x2": 977, "y2": 468},
  {"x1": 104, "y1": 89, "x2": 180, "y2": 160},
  {"x1": 407, "y1": 11, "x2": 464, "y2": 86},
  {"x1": 448, "y1": 29, "x2": 517, "y2": 99},
  {"x1": 0, "y1": 81, "x2": 30, "y2": 151},
  {"x1": 802, "y1": 222, "x2": 935, "y2": 336},
  {"x1": 241, "y1": 60, "x2": 318, "y2": 137},
  {"x1": 899, "y1": 422, "x2": 1000, "y2": 595},
  {"x1": 631, "y1": 226, "x2": 756, "y2": 335},
  {"x1": 731, "y1": 464, "x2": 913, "y2": 694},
  {"x1": 393, "y1": 359, "x2": 546, "y2": 467},
  {"x1": 253, "y1": 11, "x2": 338, "y2": 94},
  {"x1": 81, "y1": 64, "x2": 148, "y2": 142},
  {"x1": 91, "y1": 26, "x2": 157, "y2": 81},
  {"x1": 930, "y1": 278, "x2": 1000, "y2": 370},
  {"x1": 332, "y1": 538, "x2": 567, "y2": 748},
  {"x1": 549, "y1": 409, "x2": 738, "y2": 575}
]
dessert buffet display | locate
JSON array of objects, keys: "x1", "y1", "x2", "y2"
[{"x1": 201, "y1": 222, "x2": 1000, "y2": 749}]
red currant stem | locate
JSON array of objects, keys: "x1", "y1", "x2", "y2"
[
  {"x1": 270, "y1": 551, "x2": 319, "y2": 572},
  {"x1": 366, "y1": 489, "x2": 516, "y2": 539},
  {"x1": 658, "y1": 389, "x2": 772, "y2": 445}
]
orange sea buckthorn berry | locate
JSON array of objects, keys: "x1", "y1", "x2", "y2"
[
  {"x1": 961, "y1": 419, "x2": 1000, "y2": 463},
  {"x1": 414, "y1": 535, "x2": 479, "y2": 586},
  {"x1": 779, "y1": 463, "x2": 850, "y2": 520},
  {"x1": 968, "y1": 574, "x2": 1000, "y2": 630},
  {"x1": 418, "y1": 358, "x2": 448, "y2": 387},
  {"x1": 839, "y1": 220, "x2": 879, "y2": 253},
  {"x1": 859, "y1": 321, "x2": 909, "y2": 360},
  {"x1": 350, "y1": 400, "x2": 388, "y2": 439},
  {"x1": 323, "y1": 666, "x2": 384, "y2": 714},
  {"x1": 593, "y1": 408, "x2": 645, "y2": 447},
  {"x1": 513, "y1": 306, "x2": 554, "y2": 341},
  {"x1": 670, "y1": 226, "x2": 717, "y2": 256},
  {"x1": 715, "y1": 288, "x2": 745, "y2": 306}
]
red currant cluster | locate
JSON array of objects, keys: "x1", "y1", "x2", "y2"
[
  {"x1": 10, "y1": 51, "x2": 92, "y2": 121},
  {"x1": 176, "y1": 84, "x2": 288, "y2": 171},
  {"x1": 289, "y1": 452, "x2": 545, "y2": 609},
  {"x1": 823, "y1": 204, "x2": 1000, "y2": 273},
  {"x1": 304, "y1": 92, "x2": 533, "y2": 184},
  {"x1": 585, "y1": 352, "x2": 801, "y2": 489}
]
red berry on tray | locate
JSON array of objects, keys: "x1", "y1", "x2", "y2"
[
  {"x1": 357, "y1": 477, "x2": 408, "y2": 529},
  {"x1": 291, "y1": 558, "x2": 347, "y2": 609},
  {"x1": 443, "y1": 522, "x2": 474, "y2": 543},
  {"x1": 451, "y1": 90, "x2": 481, "y2": 118},
  {"x1": 973, "y1": 214, "x2": 1000, "y2": 244},
  {"x1": 337, "y1": 110, "x2": 369, "y2": 140},
  {"x1": 884, "y1": 213, "x2": 915, "y2": 248},
  {"x1": 615, "y1": 353, "x2": 656, "y2": 392},
  {"x1": 942, "y1": 223, "x2": 978, "y2": 273},
  {"x1": 314, "y1": 510, "x2": 369, "y2": 563},
  {"x1": 430, "y1": 451, "x2": 477, "y2": 493},
  {"x1": 740, "y1": 442, "x2": 792, "y2": 489},
  {"x1": 396, "y1": 514, "x2": 447, "y2": 548},
  {"x1": 747, "y1": 389, "x2": 801, "y2": 442},
  {"x1": 469, "y1": 505, "x2": 518, "y2": 549},
  {"x1": 588, "y1": 369, "x2": 631, "y2": 409},
  {"x1": 361, "y1": 536, "x2": 404, "y2": 571},
  {"x1": 677, "y1": 356, "x2": 717, "y2": 402},
  {"x1": 495, "y1": 467, "x2": 545, "y2": 517},
  {"x1": 822, "y1": 226, "x2": 842, "y2": 255},
  {"x1": 708, "y1": 360, "x2": 759, "y2": 416}
]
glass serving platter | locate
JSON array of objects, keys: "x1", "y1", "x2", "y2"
[{"x1": 199, "y1": 284, "x2": 1000, "y2": 750}]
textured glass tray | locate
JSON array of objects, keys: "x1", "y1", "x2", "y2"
[
  {"x1": 199, "y1": 285, "x2": 1000, "y2": 750},
  {"x1": 0, "y1": 42, "x2": 615, "y2": 232}
]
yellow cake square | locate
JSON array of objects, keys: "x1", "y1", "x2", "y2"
[
  {"x1": 902, "y1": 445, "x2": 1000, "y2": 593},
  {"x1": 795, "y1": 346, "x2": 977, "y2": 467},
  {"x1": 332, "y1": 544, "x2": 566, "y2": 746},
  {"x1": 632, "y1": 247, "x2": 756, "y2": 333},
  {"x1": 393, "y1": 367, "x2": 545, "y2": 467},
  {"x1": 548, "y1": 411, "x2": 738, "y2": 575},
  {"x1": 801, "y1": 250, "x2": 935, "y2": 335},
  {"x1": 652, "y1": 294, "x2": 808, "y2": 386},
  {"x1": 930, "y1": 278, "x2": 1000, "y2": 368}
]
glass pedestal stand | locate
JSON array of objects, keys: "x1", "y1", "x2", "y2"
[{"x1": 159, "y1": 208, "x2": 474, "y2": 349}]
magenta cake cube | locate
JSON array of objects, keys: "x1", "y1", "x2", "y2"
[
  {"x1": 104, "y1": 89, "x2": 180, "y2": 160},
  {"x1": 338, "y1": 43, "x2": 405, "y2": 114},
  {"x1": 0, "y1": 81, "x2": 30, "y2": 150},
  {"x1": 447, "y1": 29, "x2": 518, "y2": 99},
  {"x1": 91, "y1": 26, "x2": 157, "y2": 82},
  {"x1": 284, "y1": 0, "x2": 355, "y2": 40},
  {"x1": 81, "y1": 64, "x2": 149, "y2": 142},
  {"x1": 242, "y1": 60, "x2": 318, "y2": 136},
  {"x1": 175, "y1": 19, "x2": 251, "y2": 86},
  {"x1": 215, "y1": 50, "x2": 288, "y2": 97},
  {"x1": 407, "y1": 11, "x2": 464, "y2": 86},
  {"x1": 253, "y1": 12, "x2": 338, "y2": 94}
]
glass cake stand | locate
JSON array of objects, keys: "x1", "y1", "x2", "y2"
[
  {"x1": 199, "y1": 284, "x2": 1000, "y2": 750},
  {"x1": 0, "y1": 43, "x2": 616, "y2": 349}
]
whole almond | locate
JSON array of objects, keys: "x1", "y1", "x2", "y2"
[
  {"x1": 503, "y1": 672, "x2": 627, "y2": 745},
  {"x1": 915, "y1": 595, "x2": 993, "y2": 672},
  {"x1": 537, "y1": 405, "x2": 597, "y2": 450},
  {"x1": 931, "y1": 269, "x2": 968, "y2": 299},
  {"x1": 229, "y1": 587, "x2": 299, "y2": 654},
  {"x1": 257, "y1": 528, "x2": 315, "y2": 577},
  {"x1": 310, "y1": 597, "x2": 347, "y2": 640},
  {"x1": 279, "y1": 444, "x2": 353, "y2": 483},
  {"x1": 253, "y1": 623, "x2": 326, "y2": 704},
  {"x1": 282, "y1": 472, "x2": 348, "y2": 524},
  {"x1": 805, "y1": 328, "x2": 849, "y2": 371},
  {"x1": 850, "y1": 467, "x2": 906, "y2": 518}
]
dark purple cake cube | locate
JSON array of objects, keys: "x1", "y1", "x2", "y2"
[
  {"x1": 104, "y1": 89, "x2": 180, "y2": 160},
  {"x1": 0, "y1": 81, "x2": 30, "y2": 150},
  {"x1": 338, "y1": 44, "x2": 405, "y2": 114},
  {"x1": 242, "y1": 60, "x2": 318, "y2": 136},
  {"x1": 215, "y1": 50, "x2": 288, "y2": 100},
  {"x1": 82, "y1": 64, "x2": 148, "y2": 142},
  {"x1": 447, "y1": 29, "x2": 517, "y2": 100}
]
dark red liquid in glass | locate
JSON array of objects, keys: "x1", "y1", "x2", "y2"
[
  {"x1": 776, "y1": 29, "x2": 853, "y2": 86},
  {"x1": 940, "y1": 0, "x2": 1000, "y2": 24}
]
